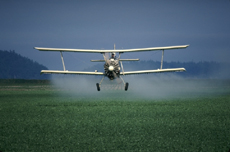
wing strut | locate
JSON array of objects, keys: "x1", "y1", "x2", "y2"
[
  {"x1": 60, "y1": 51, "x2": 66, "y2": 71},
  {"x1": 160, "y1": 50, "x2": 164, "y2": 69},
  {"x1": 120, "y1": 61, "x2": 124, "y2": 75}
]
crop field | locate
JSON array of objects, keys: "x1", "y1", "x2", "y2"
[{"x1": 1, "y1": 79, "x2": 230, "y2": 151}]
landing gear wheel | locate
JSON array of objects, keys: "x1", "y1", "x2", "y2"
[
  {"x1": 96, "y1": 83, "x2": 100, "y2": 91},
  {"x1": 125, "y1": 82, "x2": 129, "y2": 91}
]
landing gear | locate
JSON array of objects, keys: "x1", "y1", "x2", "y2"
[
  {"x1": 96, "y1": 83, "x2": 100, "y2": 91},
  {"x1": 125, "y1": 82, "x2": 129, "y2": 91},
  {"x1": 96, "y1": 76, "x2": 105, "y2": 91},
  {"x1": 120, "y1": 76, "x2": 128, "y2": 91},
  {"x1": 96, "y1": 76, "x2": 129, "y2": 91}
]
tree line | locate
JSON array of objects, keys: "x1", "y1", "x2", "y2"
[{"x1": 0, "y1": 50, "x2": 49, "y2": 79}]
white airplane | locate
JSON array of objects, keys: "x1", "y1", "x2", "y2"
[{"x1": 35, "y1": 44, "x2": 189, "y2": 91}]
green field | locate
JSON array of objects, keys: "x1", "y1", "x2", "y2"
[{"x1": 1, "y1": 79, "x2": 230, "y2": 151}]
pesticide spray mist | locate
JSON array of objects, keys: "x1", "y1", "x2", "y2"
[{"x1": 50, "y1": 72, "x2": 228, "y2": 101}]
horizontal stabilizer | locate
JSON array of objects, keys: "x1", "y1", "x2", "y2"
[
  {"x1": 120, "y1": 59, "x2": 140, "y2": 61},
  {"x1": 90, "y1": 60, "x2": 105, "y2": 62},
  {"x1": 41, "y1": 70, "x2": 104, "y2": 75},
  {"x1": 91, "y1": 59, "x2": 140, "y2": 62},
  {"x1": 121, "y1": 68, "x2": 185, "y2": 75}
]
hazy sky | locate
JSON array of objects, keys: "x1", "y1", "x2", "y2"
[{"x1": 1, "y1": 0, "x2": 230, "y2": 70}]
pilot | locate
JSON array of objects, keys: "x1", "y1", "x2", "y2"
[{"x1": 110, "y1": 53, "x2": 116, "y2": 59}]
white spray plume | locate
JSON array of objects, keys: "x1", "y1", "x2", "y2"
[{"x1": 50, "y1": 72, "x2": 229, "y2": 101}]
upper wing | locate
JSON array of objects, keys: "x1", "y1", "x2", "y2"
[
  {"x1": 34, "y1": 45, "x2": 189, "y2": 53},
  {"x1": 120, "y1": 68, "x2": 185, "y2": 75},
  {"x1": 41, "y1": 70, "x2": 104, "y2": 75}
]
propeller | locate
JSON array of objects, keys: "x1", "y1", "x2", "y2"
[
  {"x1": 103, "y1": 52, "x2": 110, "y2": 64},
  {"x1": 112, "y1": 71, "x2": 122, "y2": 84}
]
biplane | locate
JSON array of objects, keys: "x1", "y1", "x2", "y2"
[{"x1": 35, "y1": 44, "x2": 189, "y2": 91}]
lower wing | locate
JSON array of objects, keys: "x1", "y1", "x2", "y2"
[
  {"x1": 120, "y1": 68, "x2": 185, "y2": 75},
  {"x1": 41, "y1": 70, "x2": 104, "y2": 75},
  {"x1": 41, "y1": 68, "x2": 185, "y2": 75}
]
